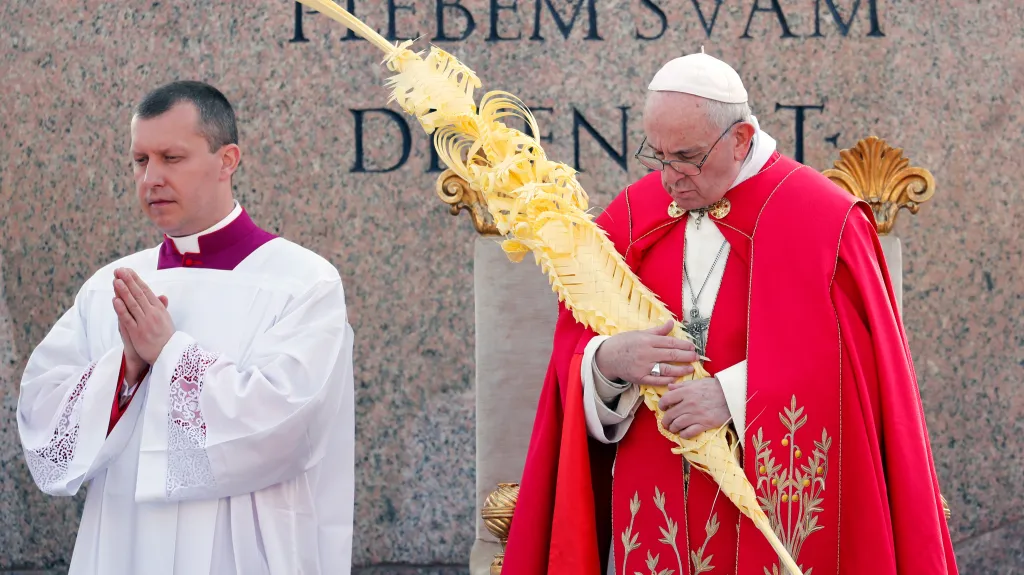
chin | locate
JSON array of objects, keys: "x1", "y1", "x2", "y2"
[
  {"x1": 147, "y1": 214, "x2": 181, "y2": 236},
  {"x1": 668, "y1": 193, "x2": 706, "y2": 211}
]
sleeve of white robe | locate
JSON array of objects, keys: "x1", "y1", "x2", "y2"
[
  {"x1": 17, "y1": 289, "x2": 141, "y2": 496},
  {"x1": 715, "y1": 360, "x2": 748, "y2": 446},
  {"x1": 579, "y1": 335, "x2": 749, "y2": 445},
  {"x1": 581, "y1": 336, "x2": 641, "y2": 444},
  {"x1": 135, "y1": 276, "x2": 353, "y2": 502}
]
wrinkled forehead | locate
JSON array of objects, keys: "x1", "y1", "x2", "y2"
[{"x1": 642, "y1": 91, "x2": 715, "y2": 150}]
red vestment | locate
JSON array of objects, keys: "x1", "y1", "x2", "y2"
[{"x1": 502, "y1": 153, "x2": 957, "y2": 575}]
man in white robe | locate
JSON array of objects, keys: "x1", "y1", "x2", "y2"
[{"x1": 17, "y1": 80, "x2": 355, "y2": 575}]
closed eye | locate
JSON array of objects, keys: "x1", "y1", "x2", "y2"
[{"x1": 671, "y1": 149, "x2": 702, "y2": 160}]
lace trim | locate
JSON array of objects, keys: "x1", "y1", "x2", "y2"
[
  {"x1": 166, "y1": 343, "x2": 220, "y2": 497},
  {"x1": 24, "y1": 363, "x2": 96, "y2": 491}
]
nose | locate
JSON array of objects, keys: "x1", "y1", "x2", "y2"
[
  {"x1": 142, "y1": 162, "x2": 164, "y2": 187},
  {"x1": 662, "y1": 169, "x2": 688, "y2": 191}
]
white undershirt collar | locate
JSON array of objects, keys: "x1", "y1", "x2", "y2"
[
  {"x1": 728, "y1": 116, "x2": 778, "y2": 190},
  {"x1": 168, "y1": 201, "x2": 242, "y2": 254}
]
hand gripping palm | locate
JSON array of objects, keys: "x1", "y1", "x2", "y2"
[{"x1": 296, "y1": 1, "x2": 802, "y2": 571}]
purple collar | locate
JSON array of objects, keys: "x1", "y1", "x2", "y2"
[{"x1": 157, "y1": 209, "x2": 276, "y2": 271}]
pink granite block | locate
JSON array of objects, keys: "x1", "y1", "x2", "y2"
[{"x1": 953, "y1": 518, "x2": 1024, "y2": 574}]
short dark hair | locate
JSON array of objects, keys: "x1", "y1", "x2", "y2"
[{"x1": 134, "y1": 80, "x2": 238, "y2": 152}]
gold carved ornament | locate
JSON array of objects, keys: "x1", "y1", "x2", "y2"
[
  {"x1": 481, "y1": 483, "x2": 519, "y2": 575},
  {"x1": 436, "y1": 169, "x2": 499, "y2": 236},
  {"x1": 822, "y1": 136, "x2": 936, "y2": 235}
]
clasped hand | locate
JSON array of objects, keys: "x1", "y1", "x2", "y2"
[
  {"x1": 112, "y1": 268, "x2": 175, "y2": 376},
  {"x1": 594, "y1": 320, "x2": 731, "y2": 439}
]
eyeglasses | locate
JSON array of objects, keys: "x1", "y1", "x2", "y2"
[{"x1": 634, "y1": 120, "x2": 742, "y2": 176}]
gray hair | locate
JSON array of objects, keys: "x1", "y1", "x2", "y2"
[{"x1": 704, "y1": 99, "x2": 753, "y2": 131}]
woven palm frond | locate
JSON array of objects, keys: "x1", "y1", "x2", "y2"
[{"x1": 297, "y1": 1, "x2": 802, "y2": 572}]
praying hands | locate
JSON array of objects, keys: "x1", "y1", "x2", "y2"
[{"x1": 111, "y1": 268, "x2": 174, "y2": 370}]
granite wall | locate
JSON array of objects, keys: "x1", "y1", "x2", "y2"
[{"x1": 1, "y1": 0, "x2": 1021, "y2": 573}]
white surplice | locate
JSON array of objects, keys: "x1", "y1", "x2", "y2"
[{"x1": 17, "y1": 237, "x2": 355, "y2": 575}]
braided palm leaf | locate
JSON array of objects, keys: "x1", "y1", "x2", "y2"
[{"x1": 296, "y1": 1, "x2": 801, "y2": 572}]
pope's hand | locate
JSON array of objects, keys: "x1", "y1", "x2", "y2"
[
  {"x1": 657, "y1": 378, "x2": 731, "y2": 438},
  {"x1": 112, "y1": 268, "x2": 174, "y2": 365},
  {"x1": 594, "y1": 320, "x2": 698, "y2": 386}
]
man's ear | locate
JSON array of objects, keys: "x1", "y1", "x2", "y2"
[
  {"x1": 733, "y1": 123, "x2": 756, "y2": 160},
  {"x1": 219, "y1": 144, "x2": 242, "y2": 180}
]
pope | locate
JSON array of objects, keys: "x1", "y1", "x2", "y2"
[{"x1": 502, "y1": 52, "x2": 957, "y2": 575}]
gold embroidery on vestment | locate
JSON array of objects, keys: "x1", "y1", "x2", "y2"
[
  {"x1": 618, "y1": 487, "x2": 721, "y2": 574},
  {"x1": 653, "y1": 487, "x2": 686, "y2": 575},
  {"x1": 621, "y1": 492, "x2": 641, "y2": 574},
  {"x1": 690, "y1": 513, "x2": 720, "y2": 574},
  {"x1": 753, "y1": 395, "x2": 831, "y2": 575}
]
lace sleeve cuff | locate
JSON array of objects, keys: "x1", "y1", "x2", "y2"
[
  {"x1": 137, "y1": 332, "x2": 222, "y2": 501},
  {"x1": 21, "y1": 347, "x2": 129, "y2": 496},
  {"x1": 23, "y1": 362, "x2": 96, "y2": 493}
]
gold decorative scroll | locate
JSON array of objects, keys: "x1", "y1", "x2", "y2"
[
  {"x1": 822, "y1": 136, "x2": 936, "y2": 235},
  {"x1": 436, "y1": 169, "x2": 499, "y2": 236}
]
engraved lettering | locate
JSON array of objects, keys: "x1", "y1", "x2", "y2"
[
  {"x1": 775, "y1": 102, "x2": 825, "y2": 164},
  {"x1": 812, "y1": 0, "x2": 884, "y2": 37},
  {"x1": 690, "y1": 0, "x2": 725, "y2": 38},
  {"x1": 635, "y1": 0, "x2": 668, "y2": 40},
  {"x1": 291, "y1": 2, "x2": 310, "y2": 43},
  {"x1": 351, "y1": 109, "x2": 413, "y2": 173},
  {"x1": 573, "y1": 106, "x2": 630, "y2": 172},
  {"x1": 741, "y1": 0, "x2": 797, "y2": 39},
  {"x1": 488, "y1": 0, "x2": 523, "y2": 41},
  {"x1": 531, "y1": 0, "x2": 602, "y2": 41},
  {"x1": 388, "y1": 0, "x2": 419, "y2": 41},
  {"x1": 434, "y1": 0, "x2": 477, "y2": 41},
  {"x1": 525, "y1": 106, "x2": 555, "y2": 143}
]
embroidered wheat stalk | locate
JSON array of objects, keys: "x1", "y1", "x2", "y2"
[{"x1": 296, "y1": 1, "x2": 802, "y2": 572}]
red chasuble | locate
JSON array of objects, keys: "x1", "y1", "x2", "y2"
[{"x1": 502, "y1": 153, "x2": 957, "y2": 575}]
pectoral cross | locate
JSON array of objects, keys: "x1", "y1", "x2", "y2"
[
  {"x1": 683, "y1": 307, "x2": 710, "y2": 358},
  {"x1": 690, "y1": 208, "x2": 708, "y2": 230}
]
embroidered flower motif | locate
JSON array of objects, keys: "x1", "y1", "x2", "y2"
[
  {"x1": 619, "y1": 486, "x2": 715, "y2": 575},
  {"x1": 753, "y1": 395, "x2": 831, "y2": 575},
  {"x1": 622, "y1": 491, "x2": 642, "y2": 574},
  {"x1": 653, "y1": 486, "x2": 686, "y2": 575},
  {"x1": 689, "y1": 513, "x2": 719, "y2": 574},
  {"x1": 644, "y1": 549, "x2": 675, "y2": 575}
]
